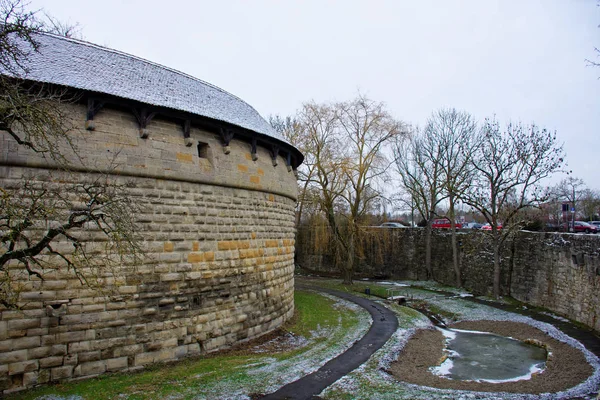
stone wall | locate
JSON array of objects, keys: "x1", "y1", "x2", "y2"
[
  {"x1": 0, "y1": 104, "x2": 298, "y2": 393},
  {"x1": 297, "y1": 227, "x2": 600, "y2": 331}
]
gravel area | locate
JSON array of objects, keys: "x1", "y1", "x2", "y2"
[{"x1": 389, "y1": 320, "x2": 594, "y2": 394}]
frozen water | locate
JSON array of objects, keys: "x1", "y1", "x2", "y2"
[{"x1": 431, "y1": 328, "x2": 547, "y2": 383}]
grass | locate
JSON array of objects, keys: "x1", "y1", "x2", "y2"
[{"x1": 9, "y1": 289, "x2": 369, "y2": 400}]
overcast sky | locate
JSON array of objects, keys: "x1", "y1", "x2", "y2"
[{"x1": 30, "y1": 0, "x2": 600, "y2": 189}]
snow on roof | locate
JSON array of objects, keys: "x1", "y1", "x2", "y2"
[{"x1": 6, "y1": 32, "x2": 290, "y2": 145}]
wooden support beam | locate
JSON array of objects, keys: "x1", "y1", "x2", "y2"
[
  {"x1": 286, "y1": 151, "x2": 292, "y2": 172},
  {"x1": 85, "y1": 98, "x2": 104, "y2": 130},
  {"x1": 251, "y1": 136, "x2": 258, "y2": 161},
  {"x1": 132, "y1": 108, "x2": 156, "y2": 138},
  {"x1": 270, "y1": 144, "x2": 280, "y2": 166},
  {"x1": 219, "y1": 128, "x2": 235, "y2": 154},
  {"x1": 183, "y1": 120, "x2": 193, "y2": 146}
]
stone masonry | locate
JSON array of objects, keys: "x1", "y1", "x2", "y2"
[
  {"x1": 0, "y1": 103, "x2": 298, "y2": 393},
  {"x1": 297, "y1": 226, "x2": 600, "y2": 332}
]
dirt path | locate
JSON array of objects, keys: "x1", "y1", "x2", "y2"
[{"x1": 260, "y1": 285, "x2": 398, "y2": 400}]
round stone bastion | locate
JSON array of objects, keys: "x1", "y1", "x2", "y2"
[{"x1": 0, "y1": 33, "x2": 302, "y2": 393}]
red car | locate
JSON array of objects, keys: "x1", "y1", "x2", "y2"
[
  {"x1": 481, "y1": 223, "x2": 502, "y2": 231},
  {"x1": 431, "y1": 218, "x2": 462, "y2": 229},
  {"x1": 562, "y1": 221, "x2": 598, "y2": 234}
]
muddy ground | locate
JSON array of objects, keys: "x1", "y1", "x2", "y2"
[{"x1": 389, "y1": 320, "x2": 594, "y2": 394}]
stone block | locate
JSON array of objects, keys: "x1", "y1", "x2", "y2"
[
  {"x1": 51, "y1": 365, "x2": 74, "y2": 381},
  {"x1": 0, "y1": 321, "x2": 7, "y2": 340},
  {"x1": 57, "y1": 331, "x2": 86, "y2": 343},
  {"x1": 12, "y1": 336, "x2": 40, "y2": 350},
  {"x1": 8, "y1": 360, "x2": 38, "y2": 375},
  {"x1": 78, "y1": 360, "x2": 106, "y2": 376},
  {"x1": 0, "y1": 350, "x2": 27, "y2": 364},
  {"x1": 7, "y1": 319, "x2": 40, "y2": 331},
  {"x1": 23, "y1": 371, "x2": 38, "y2": 387},
  {"x1": 161, "y1": 273, "x2": 183, "y2": 281},
  {"x1": 39, "y1": 356, "x2": 64, "y2": 368},
  {"x1": 106, "y1": 357, "x2": 128, "y2": 371},
  {"x1": 78, "y1": 351, "x2": 101, "y2": 363}
]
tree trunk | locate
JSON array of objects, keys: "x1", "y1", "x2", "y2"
[
  {"x1": 424, "y1": 211, "x2": 434, "y2": 280},
  {"x1": 342, "y1": 228, "x2": 355, "y2": 285},
  {"x1": 448, "y1": 196, "x2": 461, "y2": 287},
  {"x1": 492, "y1": 232, "x2": 501, "y2": 298},
  {"x1": 507, "y1": 236, "x2": 516, "y2": 297}
]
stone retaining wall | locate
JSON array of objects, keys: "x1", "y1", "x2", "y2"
[
  {"x1": 0, "y1": 104, "x2": 298, "y2": 393},
  {"x1": 297, "y1": 227, "x2": 600, "y2": 332}
]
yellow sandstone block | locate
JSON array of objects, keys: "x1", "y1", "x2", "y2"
[
  {"x1": 249, "y1": 176, "x2": 260, "y2": 184},
  {"x1": 257, "y1": 168, "x2": 264, "y2": 176},
  {"x1": 204, "y1": 252, "x2": 215, "y2": 262},
  {"x1": 176, "y1": 152, "x2": 193, "y2": 163},
  {"x1": 188, "y1": 252, "x2": 204, "y2": 263},
  {"x1": 237, "y1": 164, "x2": 248, "y2": 173},
  {"x1": 164, "y1": 242, "x2": 174, "y2": 252},
  {"x1": 192, "y1": 242, "x2": 199, "y2": 251}
]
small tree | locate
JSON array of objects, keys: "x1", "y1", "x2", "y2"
[
  {"x1": 0, "y1": 0, "x2": 143, "y2": 307},
  {"x1": 551, "y1": 177, "x2": 587, "y2": 228},
  {"x1": 461, "y1": 119, "x2": 565, "y2": 297},
  {"x1": 579, "y1": 188, "x2": 600, "y2": 221}
]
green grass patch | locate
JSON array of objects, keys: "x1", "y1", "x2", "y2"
[{"x1": 10, "y1": 289, "x2": 368, "y2": 400}]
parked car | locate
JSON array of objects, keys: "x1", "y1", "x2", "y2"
[
  {"x1": 561, "y1": 221, "x2": 598, "y2": 234},
  {"x1": 481, "y1": 223, "x2": 502, "y2": 231},
  {"x1": 431, "y1": 218, "x2": 462, "y2": 229},
  {"x1": 463, "y1": 222, "x2": 483, "y2": 230},
  {"x1": 590, "y1": 221, "x2": 600, "y2": 230},
  {"x1": 379, "y1": 222, "x2": 408, "y2": 228}
]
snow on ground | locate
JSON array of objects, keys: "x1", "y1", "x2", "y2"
[
  {"x1": 321, "y1": 282, "x2": 600, "y2": 400},
  {"x1": 539, "y1": 311, "x2": 570, "y2": 323},
  {"x1": 185, "y1": 289, "x2": 372, "y2": 399}
]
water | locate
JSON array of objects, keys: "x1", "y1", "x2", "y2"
[{"x1": 431, "y1": 328, "x2": 547, "y2": 383}]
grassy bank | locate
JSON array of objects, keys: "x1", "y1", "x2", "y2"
[{"x1": 10, "y1": 289, "x2": 370, "y2": 400}]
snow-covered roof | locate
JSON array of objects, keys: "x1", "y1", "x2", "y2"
[{"x1": 6, "y1": 32, "x2": 292, "y2": 147}]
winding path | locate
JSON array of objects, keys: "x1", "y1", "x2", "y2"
[{"x1": 261, "y1": 285, "x2": 398, "y2": 400}]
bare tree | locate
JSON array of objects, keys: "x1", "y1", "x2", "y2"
[
  {"x1": 0, "y1": 0, "x2": 142, "y2": 307},
  {"x1": 551, "y1": 177, "x2": 587, "y2": 229},
  {"x1": 461, "y1": 119, "x2": 565, "y2": 297},
  {"x1": 41, "y1": 12, "x2": 83, "y2": 39},
  {"x1": 427, "y1": 108, "x2": 477, "y2": 287},
  {"x1": 270, "y1": 114, "x2": 319, "y2": 227},
  {"x1": 293, "y1": 96, "x2": 404, "y2": 284},
  {"x1": 0, "y1": 172, "x2": 142, "y2": 306},
  {"x1": 297, "y1": 101, "x2": 350, "y2": 278},
  {"x1": 335, "y1": 95, "x2": 405, "y2": 283},
  {"x1": 585, "y1": 1, "x2": 599, "y2": 71},
  {"x1": 394, "y1": 126, "x2": 446, "y2": 279},
  {"x1": 579, "y1": 188, "x2": 600, "y2": 220}
]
